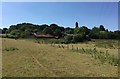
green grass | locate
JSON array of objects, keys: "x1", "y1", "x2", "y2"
[
  {"x1": 3, "y1": 47, "x2": 19, "y2": 52},
  {"x1": 2, "y1": 38, "x2": 118, "y2": 77},
  {"x1": 53, "y1": 44, "x2": 119, "y2": 66},
  {"x1": 0, "y1": 34, "x2": 17, "y2": 38},
  {"x1": 94, "y1": 39, "x2": 118, "y2": 49},
  {"x1": 23, "y1": 38, "x2": 64, "y2": 44}
]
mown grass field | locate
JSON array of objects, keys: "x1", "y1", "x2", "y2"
[{"x1": 2, "y1": 38, "x2": 118, "y2": 77}]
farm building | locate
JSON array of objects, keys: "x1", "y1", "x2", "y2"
[{"x1": 32, "y1": 33, "x2": 59, "y2": 38}]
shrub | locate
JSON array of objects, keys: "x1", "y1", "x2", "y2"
[
  {"x1": 64, "y1": 35, "x2": 73, "y2": 42},
  {"x1": 3, "y1": 47, "x2": 19, "y2": 52},
  {"x1": 73, "y1": 34, "x2": 84, "y2": 42}
]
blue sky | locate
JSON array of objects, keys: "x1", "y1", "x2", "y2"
[{"x1": 2, "y1": 2, "x2": 118, "y2": 31}]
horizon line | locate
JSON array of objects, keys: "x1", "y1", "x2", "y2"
[{"x1": 0, "y1": 22, "x2": 119, "y2": 31}]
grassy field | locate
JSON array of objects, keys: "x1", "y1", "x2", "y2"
[
  {"x1": 55, "y1": 39, "x2": 118, "y2": 56},
  {"x1": 2, "y1": 38, "x2": 118, "y2": 77}
]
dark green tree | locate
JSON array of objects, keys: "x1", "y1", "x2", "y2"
[
  {"x1": 0, "y1": 28, "x2": 2, "y2": 34},
  {"x1": 73, "y1": 34, "x2": 84, "y2": 42},
  {"x1": 75, "y1": 22, "x2": 79, "y2": 28},
  {"x1": 65, "y1": 27, "x2": 74, "y2": 34},
  {"x1": 42, "y1": 27, "x2": 53, "y2": 35},
  {"x1": 64, "y1": 35, "x2": 73, "y2": 42},
  {"x1": 99, "y1": 31, "x2": 108, "y2": 39},
  {"x1": 99, "y1": 25, "x2": 105, "y2": 31},
  {"x1": 10, "y1": 30, "x2": 21, "y2": 38},
  {"x1": 89, "y1": 27, "x2": 100, "y2": 39},
  {"x1": 54, "y1": 29, "x2": 62, "y2": 37},
  {"x1": 2, "y1": 28, "x2": 8, "y2": 34}
]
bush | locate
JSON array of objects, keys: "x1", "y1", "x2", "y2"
[
  {"x1": 64, "y1": 35, "x2": 73, "y2": 42},
  {"x1": 73, "y1": 34, "x2": 84, "y2": 42},
  {"x1": 3, "y1": 47, "x2": 19, "y2": 52},
  {"x1": 89, "y1": 32, "x2": 99, "y2": 39}
]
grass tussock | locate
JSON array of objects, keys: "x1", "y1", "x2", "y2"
[{"x1": 3, "y1": 47, "x2": 19, "y2": 52}]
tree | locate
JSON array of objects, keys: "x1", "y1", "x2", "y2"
[
  {"x1": 107, "y1": 31, "x2": 116, "y2": 39},
  {"x1": 79, "y1": 26, "x2": 90, "y2": 35},
  {"x1": 5, "y1": 22, "x2": 119, "y2": 40},
  {"x1": 114, "y1": 30, "x2": 120, "y2": 39},
  {"x1": 99, "y1": 25, "x2": 105, "y2": 31},
  {"x1": 50, "y1": 24, "x2": 59, "y2": 31},
  {"x1": 42, "y1": 27, "x2": 53, "y2": 34},
  {"x1": 99, "y1": 31, "x2": 108, "y2": 39},
  {"x1": 73, "y1": 34, "x2": 84, "y2": 42},
  {"x1": 37, "y1": 24, "x2": 49, "y2": 34},
  {"x1": 65, "y1": 27, "x2": 74, "y2": 34},
  {"x1": 74, "y1": 27, "x2": 80, "y2": 34},
  {"x1": 10, "y1": 30, "x2": 21, "y2": 38},
  {"x1": 54, "y1": 29, "x2": 62, "y2": 36},
  {"x1": 2, "y1": 28, "x2": 8, "y2": 34},
  {"x1": 64, "y1": 35, "x2": 73, "y2": 42},
  {"x1": 74, "y1": 26, "x2": 90, "y2": 35},
  {"x1": 0, "y1": 29, "x2": 2, "y2": 34},
  {"x1": 105, "y1": 29, "x2": 108, "y2": 32},
  {"x1": 89, "y1": 27, "x2": 100, "y2": 39},
  {"x1": 8, "y1": 25, "x2": 17, "y2": 33},
  {"x1": 75, "y1": 22, "x2": 79, "y2": 28}
]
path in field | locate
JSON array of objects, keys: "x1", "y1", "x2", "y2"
[
  {"x1": 2, "y1": 38, "x2": 118, "y2": 77},
  {"x1": 31, "y1": 54, "x2": 58, "y2": 77}
]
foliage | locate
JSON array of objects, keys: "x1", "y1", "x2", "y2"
[
  {"x1": 0, "y1": 29, "x2": 2, "y2": 34},
  {"x1": 2, "y1": 28, "x2": 8, "y2": 34},
  {"x1": 75, "y1": 22, "x2": 79, "y2": 28},
  {"x1": 73, "y1": 34, "x2": 84, "y2": 42},
  {"x1": 65, "y1": 27, "x2": 74, "y2": 34},
  {"x1": 99, "y1": 25, "x2": 105, "y2": 31},
  {"x1": 43, "y1": 27, "x2": 53, "y2": 35},
  {"x1": 1, "y1": 22, "x2": 120, "y2": 42},
  {"x1": 64, "y1": 35, "x2": 73, "y2": 42},
  {"x1": 6, "y1": 23, "x2": 65, "y2": 38},
  {"x1": 10, "y1": 30, "x2": 21, "y2": 38}
]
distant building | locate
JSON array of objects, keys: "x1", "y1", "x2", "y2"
[{"x1": 32, "y1": 33, "x2": 59, "y2": 39}]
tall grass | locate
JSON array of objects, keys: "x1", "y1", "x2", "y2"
[
  {"x1": 94, "y1": 39, "x2": 118, "y2": 49},
  {"x1": 31, "y1": 38, "x2": 119, "y2": 66},
  {"x1": 27, "y1": 38, "x2": 64, "y2": 44},
  {"x1": 3, "y1": 47, "x2": 19, "y2": 52},
  {"x1": 51, "y1": 43, "x2": 119, "y2": 66}
]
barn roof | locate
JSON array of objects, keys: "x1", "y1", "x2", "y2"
[{"x1": 32, "y1": 33, "x2": 58, "y2": 38}]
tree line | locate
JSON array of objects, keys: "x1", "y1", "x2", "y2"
[{"x1": 1, "y1": 22, "x2": 120, "y2": 42}]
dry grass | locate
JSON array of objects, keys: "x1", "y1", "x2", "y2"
[
  {"x1": 56, "y1": 40, "x2": 118, "y2": 56},
  {"x1": 2, "y1": 38, "x2": 118, "y2": 77}
]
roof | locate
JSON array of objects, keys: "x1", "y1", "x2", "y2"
[{"x1": 32, "y1": 33, "x2": 58, "y2": 38}]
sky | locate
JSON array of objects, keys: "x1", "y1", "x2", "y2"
[
  {"x1": 1, "y1": 0, "x2": 120, "y2": 2},
  {"x1": 1, "y1": 2, "x2": 118, "y2": 31}
]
